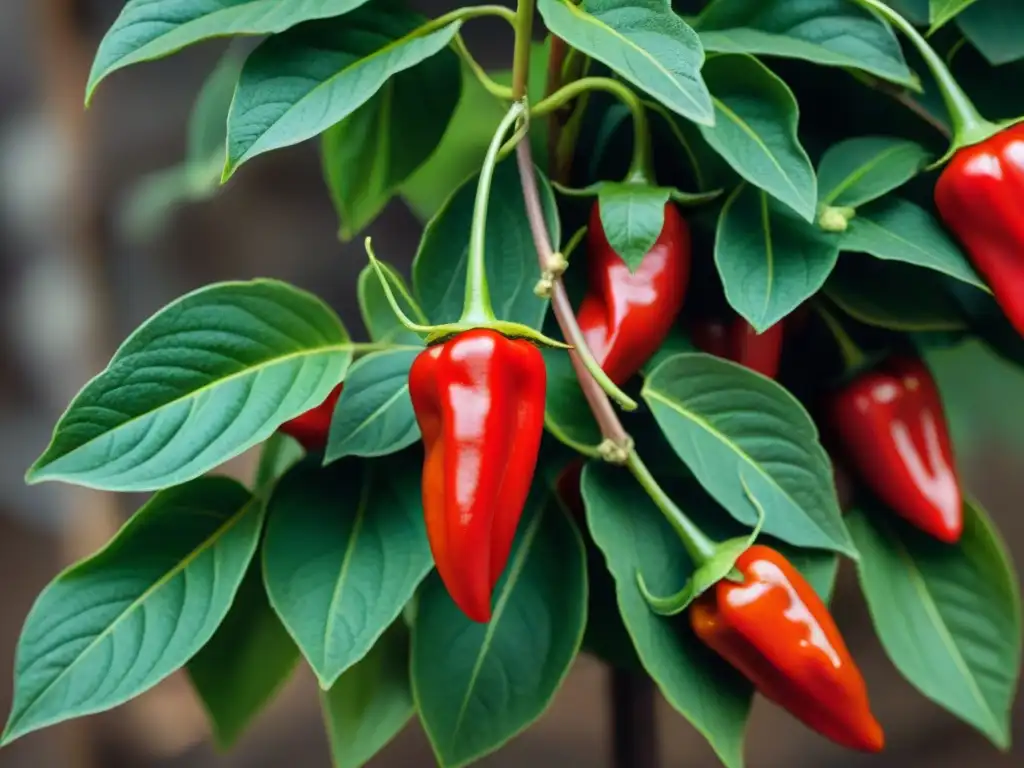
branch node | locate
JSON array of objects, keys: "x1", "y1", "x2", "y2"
[{"x1": 599, "y1": 437, "x2": 634, "y2": 465}]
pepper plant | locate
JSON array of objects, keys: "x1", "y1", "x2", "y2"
[{"x1": 4, "y1": 0, "x2": 1024, "y2": 765}]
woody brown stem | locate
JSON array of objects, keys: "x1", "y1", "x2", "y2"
[{"x1": 515, "y1": 139, "x2": 631, "y2": 447}]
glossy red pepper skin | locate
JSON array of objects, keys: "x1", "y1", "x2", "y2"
[
  {"x1": 691, "y1": 545, "x2": 883, "y2": 752},
  {"x1": 935, "y1": 125, "x2": 1024, "y2": 337},
  {"x1": 577, "y1": 201, "x2": 690, "y2": 385},
  {"x1": 278, "y1": 383, "x2": 343, "y2": 451},
  {"x1": 692, "y1": 317, "x2": 784, "y2": 379},
  {"x1": 409, "y1": 328, "x2": 546, "y2": 623},
  {"x1": 826, "y1": 357, "x2": 962, "y2": 543}
]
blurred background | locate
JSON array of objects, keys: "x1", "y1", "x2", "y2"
[{"x1": 0, "y1": 1, "x2": 1021, "y2": 766}]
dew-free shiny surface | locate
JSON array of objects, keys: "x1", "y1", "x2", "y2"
[
  {"x1": 691, "y1": 545, "x2": 884, "y2": 752},
  {"x1": 577, "y1": 201, "x2": 690, "y2": 385},
  {"x1": 409, "y1": 329, "x2": 546, "y2": 623},
  {"x1": 828, "y1": 356, "x2": 962, "y2": 543},
  {"x1": 936, "y1": 123, "x2": 1024, "y2": 336}
]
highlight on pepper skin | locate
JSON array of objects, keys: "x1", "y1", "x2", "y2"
[
  {"x1": 691, "y1": 545, "x2": 885, "y2": 753},
  {"x1": 408, "y1": 328, "x2": 546, "y2": 623},
  {"x1": 827, "y1": 356, "x2": 963, "y2": 544},
  {"x1": 577, "y1": 200, "x2": 691, "y2": 385}
]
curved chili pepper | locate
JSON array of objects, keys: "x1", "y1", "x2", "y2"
[
  {"x1": 577, "y1": 201, "x2": 690, "y2": 385},
  {"x1": 692, "y1": 316, "x2": 784, "y2": 379},
  {"x1": 409, "y1": 328, "x2": 546, "y2": 623},
  {"x1": 278, "y1": 383, "x2": 343, "y2": 451},
  {"x1": 826, "y1": 356, "x2": 962, "y2": 543},
  {"x1": 691, "y1": 545, "x2": 883, "y2": 752},
  {"x1": 935, "y1": 125, "x2": 1024, "y2": 337}
]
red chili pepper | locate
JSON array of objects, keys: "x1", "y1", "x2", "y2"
[
  {"x1": 692, "y1": 316, "x2": 784, "y2": 379},
  {"x1": 577, "y1": 201, "x2": 690, "y2": 384},
  {"x1": 278, "y1": 383, "x2": 343, "y2": 451},
  {"x1": 691, "y1": 545, "x2": 883, "y2": 752},
  {"x1": 826, "y1": 356, "x2": 962, "y2": 543},
  {"x1": 409, "y1": 328, "x2": 546, "y2": 623},
  {"x1": 935, "y1": 124, "x2": 1024, "y2": 337}
]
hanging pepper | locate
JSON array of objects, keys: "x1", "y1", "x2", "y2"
[
  {"x1": 844, "y1": 0, "x2": 1024, "y2": 338},
  {"x1": 577, "y1": 201, "x2": 691, "y2": 385},
  {"x1": 692, "y1": 316, "x2": 784, "y2": 379},
  {"x1": 935, "y1": 124, "x2": 1024, "y2": 337},
  {"x1": 826, "y1": 356, "x2": 962, "y2": 543},
  {"x1": 691, "y1": 545, "x2": 884, "y2": 752},
  {"x1": 409, "y1": 328, "x2": 546, "y2": 623},
  {"x1": 278, "y1": 383, "x2": 343, "y2": 452}
]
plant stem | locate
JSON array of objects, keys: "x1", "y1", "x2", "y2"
[
  {"x1": 453, "y1": 34, "x2": 514, "y2": 101},
  {"x1": 814, "y1": 300, "x2": 867, "y2": 372},
  {"x1": 858, "y1": 73, "x2": 952, "y2": 139},
  {"x1": 850, "y1": 0, "x2": 994, "y2": 148},
  {"x1": 545, "y1": 35, "x2": 569, "y2": 171},
  {"x1": 511, "y1": 0, "x2": 536, "y2": 99},
  {"x1": 516, "y1": 139, "x2": 635, "y2": 436},
  {"x1": 461, "y1": 100, "x2": 526, "y2": 326},
  {"x1": 627, "y1": 451, "x2": 717, "y2": 565},
  {"x1": 533, "y1": 77, "x2": 651, "y2": 179}
]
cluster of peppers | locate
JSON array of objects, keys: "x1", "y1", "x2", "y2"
[{"x1": 274, "y1": 0, "x2": 1024, "y2": 753}]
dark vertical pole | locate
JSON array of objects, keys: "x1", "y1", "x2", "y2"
[{"x1": 611, "y1": 670, "x2": 659, "y2": 768}]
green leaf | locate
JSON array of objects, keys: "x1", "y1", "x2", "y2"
[
  {"x1": 412, "y1": 488, "x2": 587, "y2": 768},
  {"x1": 86, "y1": 0, "x2": 375, "y2": 100},
  {"x1": 582, "y1": 462, "x2": 749, "y2": 768},
  {"x1": 357, "y1": 262, "x2": 428, "y2": 347},
  {"x1": 929, "y1": 0, "x2": 982, "y2": 32},
  {"x1": 695, "y1": 0, "x2": 916, "y2": 87},
  {"x1": 188, "y1": 559, "x2": 300, "y2": 748},
  {"x1": 325, "y1": 350, "x2": 420, "y2": 462},
  {"x1": 543, "y1": 348, "x2": 603, "y2": 454},
  {"x1": 400, "y1": 41, "x2": 551, "y2": 221},
  {"x1": 321, "y1": 621, "x2": 414, "y2": 768},
  {"x1": 817, "y1": 137, "x2": 931, "y2": 208},
  {"x1": 413, "y1": 158, "x2": 558, "y2": 328},
  {"x1": 225, "y1": 11, "x2": 461, "y2": 176},
  {"x1": 537, "y1": 0, "x2": 714, "y2": 124},
  {"x1": 842, "y1": 198, "x2": 986, "y2": 289},
  {"x1": 263, "y1": 452, "x2": 432, "y2": 688},
  {"x1": 715, "y1": 184, "x2": 840, "y2": 332},
  {"x1": 119, "y1": 49, "x2": 243, "y2": 242},
  {"x1": 254, "y1": 432, "x2": 306, "y2": 490},
  {"x1": 848, "y1": 499, "x2": 1021, "y2": 748},
  {"x1": 1, "y1": 477, "x2": 263, "y2": 745},
  {"x1": 642, "y1": 353, "x2": 854, "y2": 555},
  {"x1": 597, "y1": 183, "x2": 670, "y2": 271},
  {"x1": 640, "y1": 472, "x2": 764, "y2": 615},
  {"x1": 699, "y1": 53, "x2": 816, "y2": 221},
  {"x1": 322, "y1": 47, "x2": 460, "y2": 240},
  {"x1": 826, "y1": 256, "x2": 969, "y2": 332},
  {"x1": 889, "y1": 0, "x2": 931, "y2": 24},
  {"x1": 957, "y1": 0, "x2": 1024, "y2": 65},
  {"x1": 27, "y1": 280, "x2": 351, "y2": 492}
]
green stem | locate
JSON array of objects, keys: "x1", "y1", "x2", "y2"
[
  {"x1": 511, "y1": 0, "x2": 536, "y2": 99},
  {"x1": 533, "y1": 77, "x2": 651, "y2": 181},
  {"x1": 627, "y1": 451, "x2": 717, "y2": 565},
  {"x1": 442, "y1": 4, "x2": 517, "y2": 28},
  {"x1": 452, "y1": 35, "x2": 514, "y2": 101},
  {"x1": 461, "y1": 100, "x2": 527, "y2": 326},
  {"x1": 814, "y1": 300, "x2": 867, "y2": 371},
  {"x1": 849, "y1": 0, "x2": 994, "y2": 148}
]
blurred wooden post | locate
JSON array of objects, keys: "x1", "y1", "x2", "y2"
[{"x1": 611, "y1": 670, "x2": 659, "y2": 768}]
